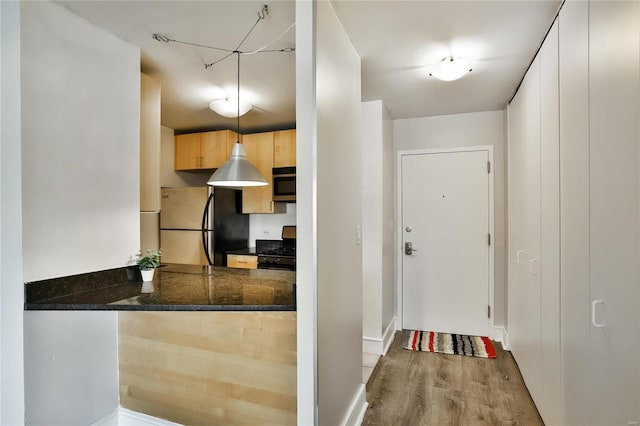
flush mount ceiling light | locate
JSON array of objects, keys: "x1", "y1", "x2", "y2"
[
  {"x1": 208, "y1": 96, "x2": 252, "y2": 118},
  {"x1": 427, "y1": 56, "x2": 473, "y2": 82}
]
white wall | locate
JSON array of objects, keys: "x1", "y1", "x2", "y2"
[
  {"x1": 24, "y1": 312, "x2": 119, "y2": 426},
  {"x1": 381, "y1": 104, "x2": 394, "y2": 334},
  {"x1": 362, "y1": 100, "x2": 395, "y2": 354},
  {"x1": 21, "y1": 2, "x2": 138, "y2": 423},
  {"x1": 294, "y1": 1, "x2": 316, "y2": 423},
  {"x1": 394, "y1": 110, "x2": 507, "y2": 328},
  {"x1": 0, "y1": 2, "x2": 25, "y2": 424},
  {"x1": 21, "y1": 1, "x2": 140, "y2": 281},
  {"x1": 316, "y1": 2, "x2": 366, "y2": 425},
  {"x1": 248, "y1": 204, "x2": 296, "y2": 244}
]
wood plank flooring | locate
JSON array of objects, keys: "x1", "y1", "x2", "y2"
[{"x1": 363, "y1": 332, "x2": 544, "y2": 426}]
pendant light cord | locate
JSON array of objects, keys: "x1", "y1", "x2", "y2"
[{"x1": 237, "y1": 51, "x2": 241, "y2": 137}]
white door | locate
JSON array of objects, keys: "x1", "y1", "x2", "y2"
[{"x1": 401, "y1": 149, "x2": 490, "y2": 337}]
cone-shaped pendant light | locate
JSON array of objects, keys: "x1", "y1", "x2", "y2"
[{"x1": 208, "y1": 52, "x2": 267, "y2": 187}]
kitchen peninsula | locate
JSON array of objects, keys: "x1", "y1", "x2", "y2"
[
  {"x1": 25, "y1": 265, "x2": 297, "y2": 425},
  {"x1": 25, "y1": 264, "x2": 295, "y2": 311}
]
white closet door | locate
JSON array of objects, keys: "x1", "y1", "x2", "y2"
[
  {"x1": 588, "y1": 2, "x2": 640, "y2": 424},
  {"x1": 538, "y1": 19, "x2": 561, "y2": 425},
  {"x1": 508, "y1": 56, "x2": 541, "y2": 399},
  {"x1": 559, "y1": 2, "x2": 591, "y2": 424}
]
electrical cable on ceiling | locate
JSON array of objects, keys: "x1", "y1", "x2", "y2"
[
  {"x1": 244, "y1": 22, "x2": 296, "y2": 55},
  {"x1": 151, "y1": 4, "x2": 293, "y2": 71},
  {"x1": 152, "y1": 33, "x2": 234, "y2": 53},
  {"x1": 233, "y1": 4, "x2": 268, "y2": 52}
]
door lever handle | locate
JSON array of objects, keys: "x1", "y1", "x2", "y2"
[{"x1": 405, "y1": 242, "x2": 418, "y2": 255}]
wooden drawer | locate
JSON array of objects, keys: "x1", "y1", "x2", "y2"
[{"x1": 227, "y1": 254, "x2": 258, "y2": 269}]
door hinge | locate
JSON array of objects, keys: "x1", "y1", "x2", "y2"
[
  {"x1": 488, "y1": 233, "x2": 491, "y2": 246},
  {"x1": 488, "y1": 305, "x2": 491, "y2": 318},
  {"x1": 487, "y1": 161, "x2": 491, "y2": 174}
]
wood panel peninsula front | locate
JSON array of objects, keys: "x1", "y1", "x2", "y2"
[{"x1": 25, "y1": 264, "x2": 297, "y2": 425}]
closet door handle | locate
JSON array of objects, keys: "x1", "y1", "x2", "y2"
[
  {"x1": 516, "y1": 251, "x2": 525, "y2": 264},
  {"x1": 591, "y1": 299, "x2": 605, "y2": 328}
]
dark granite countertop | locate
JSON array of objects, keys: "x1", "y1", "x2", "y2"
[
  {"x1": 226, "y1": 247, "x2": 257, "y2": 256},
  {"x1": 25, "y1": 264, "x2": 296, "y2": 311}
]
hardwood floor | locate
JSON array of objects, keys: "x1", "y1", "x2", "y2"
[{"x1": 362, "y1": 332, "x2": 543, "y2": 426}]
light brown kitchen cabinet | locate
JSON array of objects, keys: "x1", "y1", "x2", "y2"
[
  {"x1": 174, "y1": 130, "x2": 239, "y2": 170},
  {"x1": 227, "y1": 254, "x2": 258, "y2": 269},
  {"x1": 242, "y1": 132, "x2": 286, "y2": 214},
  {"x1": 140, "y1": 73, "x2": 161, "y2": 211},
  {"x1": 274, "y1": 129, "x2": 296, "y2": 167},
  {"x1": 174, "y1": 133, "x2": 201, "y2": 170},
  {"x1": 201, "y1": 130, "x2": 239, "y2": 169}
]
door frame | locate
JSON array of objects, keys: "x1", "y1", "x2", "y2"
[{"x1": 396, "y1": 146, "x2": 495, "y2": 338}]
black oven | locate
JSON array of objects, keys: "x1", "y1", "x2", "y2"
[
  {"x1": 257, "y1": 255, "x2": 296, "y2": 271},
  {"x1": 256, "y1": 235, "x2": 296, "y2": 271},
  {"x1": 273, "y1": 167, "x2": 296, "y2": 202}
]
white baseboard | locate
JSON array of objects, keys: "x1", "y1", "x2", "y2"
[
  {"x1": 382, "y1": 317, "x2": 397, "y2": 355},
  {"x1": 341, "y1": 383, "x2": 368, "y2": 426},
  {"x1": 363, "y1": 336, "x2": 383, "y2": 354},
  {"x1": 92, "y1": 408, "x2": 181, "y2": 426},
  {"x1": 92, "y1": 410, "x2": 119, "y2": 426},
  {"x1": 363, "y1": 317, "x2": 397, "y2": 355},
  {"x1": 118, "y1": 408, "x2": 181, "y2": 426},
  {"x1": 493, "y1": 326, "x2": 510, "y2": 350}
]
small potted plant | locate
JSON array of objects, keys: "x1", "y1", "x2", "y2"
[{"x1": 136, "y1": 249, "x2": 161, "y2": 282}]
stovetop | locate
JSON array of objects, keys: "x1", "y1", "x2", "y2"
[{"x1": 256, "y1": 239, "x2": 296, "y2": 258}]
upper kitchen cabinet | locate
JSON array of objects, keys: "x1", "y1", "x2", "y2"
[
  {"x1": 242, "y1": 131, "x2": 286, "y2": 214},
  {"x1": 140, "y1": 73, "x2": 161, "y2": 212},
  {"x1": 201, "y1": 130, "x2": 239, "y2": 169},
  {"x1": 174, "y1": 133, "x2": 201, "y2": 170},
  {"x1": 274, "y1": 129, "x2": 296, "y2": 167},
  {"x1": 174, "y1": 130, "x2": 239, "y2": 171}
]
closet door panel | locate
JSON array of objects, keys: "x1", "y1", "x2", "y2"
[
  {"x1": 588, "y1": 2, "x2": 640, "y2": 424},
  {"x1": 507, "y1": 89, "x2": 526, "y2": 365},
  {"x1": 538, "y1": 20, "x2": 561, "y2": 425},
  {"x1": 508, "y1": 57, "x2": 541, "y2": 399},
  {"x1": 522, "y1": 58, "x2": 541, "y2": 401},
  {"x1": 558, "y1": 2, "x2": 591, "y2": 424}
]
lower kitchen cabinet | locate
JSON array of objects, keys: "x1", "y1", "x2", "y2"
[
  {"x1": 227, "y1": 254, "x2": 258, "y2": 269},
  {"x1": 118, "y1": 311, "x2": 296, "y2": 425}
]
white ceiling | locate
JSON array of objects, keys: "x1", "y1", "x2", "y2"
[
  {"x1": 58, "y1": 0, "x2": 561, "y2": 133},
  {"x1": 332, "y1": 0, "x2": 561, "y2": 119}
]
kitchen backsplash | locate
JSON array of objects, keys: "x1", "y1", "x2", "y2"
[{"x1": 249, "y1": 203, "x2": 296, "y2": 244}]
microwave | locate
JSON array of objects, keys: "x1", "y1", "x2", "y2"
[{"x1": 273, "y1": 167, "x2": 296, "y2": 202}]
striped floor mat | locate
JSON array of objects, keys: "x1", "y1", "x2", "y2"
[{"x1": 402, "y1": 330, "x2": 496, "y2": 359}]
